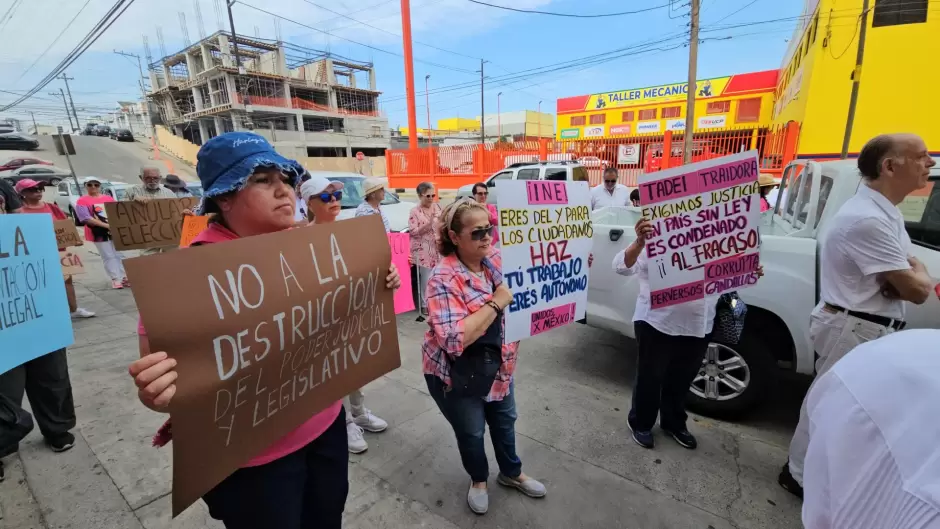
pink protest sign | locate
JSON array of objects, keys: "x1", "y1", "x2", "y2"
[
  {"x1": 388, "y1": 233, "x2": 415, "y2": 314},
  {"x1": 526, "y1": 181, "x2": 569, "y2": 205},
  {"x1": 636, "y1": 151, "x2": 762, "y2": 309},
  {"x1": 530, "y1": 302, "x2": 576, "y2": 337}
]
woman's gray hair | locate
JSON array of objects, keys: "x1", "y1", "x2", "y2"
[{"x1": 416, "y1": 181, "x2": 434, "y2": 195}]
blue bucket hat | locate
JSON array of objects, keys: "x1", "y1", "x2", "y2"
[{"x1": 195, "y1": 131, "x2": 304, "y2": 214}]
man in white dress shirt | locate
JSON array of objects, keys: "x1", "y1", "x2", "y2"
[
  {"x1": 780, "y1": 133, "x2": 936, "y2": 498},
  {"x1": 591, "y1": 167, "x2": 631, "y2": 210},
  {"x1": 803, "y1": 329, "x2": 940, "y2": 529}
]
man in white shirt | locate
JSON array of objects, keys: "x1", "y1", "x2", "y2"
[
  {"x1": 591, "y1": 167, "x2": 631, "y2": 210},
  {"x1": 803, "y1": 329, "x2": 940, "y2": 529},
  {"x1": 780, "y1": 133, "x2": 936, "y2": 498}
]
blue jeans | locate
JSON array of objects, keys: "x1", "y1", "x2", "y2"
[{"x1": 425, "y1": 374, "x2": 522, "y2": 483}]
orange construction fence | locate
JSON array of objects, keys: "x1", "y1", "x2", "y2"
[{"x1": 387, "y1": 122, "x2": 800, "y2": 190}]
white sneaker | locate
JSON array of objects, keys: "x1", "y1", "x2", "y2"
[
  {"x1": 70, "y1": 307, "x2": 96, "y2": 319},
  {"x1": 346, "y1": 421, "x2": 368, "y2": 454},
  {"x1": 353, "y1": 409, "x2": 388, "y2": 433}
]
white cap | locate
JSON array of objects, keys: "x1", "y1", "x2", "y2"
[{"x1": 300, "y1": 175, "x2": 344, "y2": 202}]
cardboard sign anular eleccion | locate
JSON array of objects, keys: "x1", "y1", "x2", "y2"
[
  {"x1": 104, "y1": 197, "x2": 199, "y2": 251},
  {"x1": 125, "y1": 215, "x2": 401, "y2": 516}
]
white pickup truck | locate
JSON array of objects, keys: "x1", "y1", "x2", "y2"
[{"x1": 586, "y1": 159, "x2": 940, "y2": 417}]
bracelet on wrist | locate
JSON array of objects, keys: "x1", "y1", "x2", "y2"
[{"x1": 486, "y1": 300, "x2": 503, "y2": 315}]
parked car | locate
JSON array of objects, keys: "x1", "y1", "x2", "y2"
[
  {"x1": 55, "y1": 178, "x2": 121, "y2": 223},
  {"x1": 115, "y1": 129, "x2": 134, "y2": 142},
  {"x1": 95, "y1": 126, "x2": 111, "y2": 137},
  {"x1": 585, "y1": 158, "x2": 940, "y2": 418},
  {"x1": 0, "y1": 133, "x2": 39, "y2": 150},
  {"x1": 82, "y1": 123, "x2": 98, "y2": 136},
  {"x1": 0, "y1": 156, "x2": 53, "y2": 171},
  {"x1": 0, "y1": 165, "x2": 71, "y2": 185},
  {"x1": 455, "y1": 161, "x2": 590, "y2": 204},
  {"x1": 306, "y1": 172, "x2": 412, "y2": 232}
]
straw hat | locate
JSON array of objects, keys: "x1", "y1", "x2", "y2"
[
  {"x1": 363, "y1": 177, "x2": 385, "y2": 196},
  {"x1": 758, "y1": 173, "x2": 777, "y2": 187}
]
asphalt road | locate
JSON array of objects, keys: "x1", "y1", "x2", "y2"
[{"x1": 0, "y1": 136, "x2": 810, "y2": 529}]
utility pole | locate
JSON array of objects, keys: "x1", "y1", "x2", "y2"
[
  {"x1": 399, "y1": 0, "x2": 418, "y2": 150},
  {"x1": 29, "y1": 111, "x2": 38, "y2": 134},
  {"x1": 226, "y1": 0, "x2": 242, "y2": 72},
  {"x1": 50, "y1": 88, "x2": 82, "y2": 196},
  {"x1": 115, "y1": 49, "x2": 156, "y2": 139},
  {"x1": 840, "y1": 0, "x2": 870, "y2": 159},
  {"x1": 425, "y1": 74, "x2": 431, "y2": 143},
  {"x1": 49, "y1": 90, "x2": 75, "y2": 131},
  {"x1": 58, "y1": 74, "x2": 81, "y2": 130},
  {"x1": 682, "y1": 0, "x2": 700, "y2": 165},
  {"x1": 479, "y1": 59, "x2": 486, "y2": 144}
]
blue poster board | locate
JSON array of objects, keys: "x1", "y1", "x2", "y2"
[{"x1": 0, "y1": 214, "x2": 73, "y2": 374}]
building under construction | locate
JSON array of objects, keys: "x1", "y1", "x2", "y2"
[{"x1": 148, "y1": 31, "x2": 388, "y2": 157}]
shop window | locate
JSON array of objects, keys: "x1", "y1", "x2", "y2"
[
  {"x1": 873, "y1": 0, "x2": 927, "y2": 27},
  {"x1": 638, "y1": 108, "x2": 657, "y2": 120},
  {"x1": 736, "y1": 98, "x2": 762, "y2": 123},
  {"x1": 570, "y1": 115, "x2": 586, "y2": 126},
  {"x1": 706, "y1": 101, "x2": 730, "y2": 114},
  {"x1": 589, "y1": 114, "x2": 606, "y2": 125},
  {"x1": 621, "y1": 111, "x2": 634, "y2": 122},
  {"x1": 662, "y1": 106, "x2": 681, "y2": 119}
]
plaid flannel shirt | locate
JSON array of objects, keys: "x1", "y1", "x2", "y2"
[{"x1": 421, "y1": 249, "x2": 519, "y2": 402}]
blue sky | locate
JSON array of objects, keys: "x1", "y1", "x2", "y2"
[{"x1": 0, "y1": 0, "x2": 805, "y2": 131}]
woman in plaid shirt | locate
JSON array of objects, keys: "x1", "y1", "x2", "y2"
[{"x1": 422, "y1": 199, "x2": 547, "y2": 515}]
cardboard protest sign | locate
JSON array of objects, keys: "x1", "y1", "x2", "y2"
[
  {"x1": 496, "y1": 180, "x2": 593, "y2": 342},
  {"x1": 124, "y1": 215, "x2": 401, "y2": 516},
  {"x1": 59, "y1": 250, "x2": 85, "y2": 277},
  {"x1": 104, "y1": 197, "x2": 200, "y2": 251},
  {"x1": 0, "y1": 214, "x2": 73, "y2": 374},
  {"x1": 636, "y1": 150, "x2": 762, "y2": 309},
  {"x1": 53, "y1": 219, "x2": 83, "y2": 248},
  {"x1": 388, "y1": 232, "x2": 414, "y2": 313},
  {"x1": 178, "y1": 215, "x2": 209, "y2": 248}
]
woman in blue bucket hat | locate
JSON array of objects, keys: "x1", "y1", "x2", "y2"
[{"x1": 127, "y1": 132, "x2": 401, "y2": 528}]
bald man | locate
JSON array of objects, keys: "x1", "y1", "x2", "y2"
[{"x1": 780, "y1": 133, "x2": 936, "y2": 498}]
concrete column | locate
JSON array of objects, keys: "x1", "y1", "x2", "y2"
[
  {"x1": 198, "y1": 119, "x2": 210, "y2": 144},
  {"x1": 369, "y1": 69, "x2": 376, "y2": 91},
  {"x1": 208, "y1": 83, "x2": 218, "y2": 108},
  {"x1": 214, "y1": 116, "x2": 224, "y2": 134},
  {"x1": 276, "y1": 45, "x2": 288, "y2": 77},
  {"x1": 191, "y1": 87, "x2": 204, "y2": 112},
  {"x1": 225, "y1": 74, "x2": 239, "y2": 106},
  {"x1": 324, "y1": 59, "x2": 337, "y2": 85},
  {"x1": 201, "y1": 44, "x2": 213, "y2": 72},
  {"x1": 231, "y1": 112, "x2": 242, "y2": 131},
  {"x1": 219, "y1": 35, "x2": 233, "y2": 67},
  {"x1": 184, "y1": 52, "x2": 197, "y2": 76},
  {"x1": 328, "y1": 88, "x2": 338, "y2": 110},
  {"x1": 296, "y1": 113, "x2": 305, "y2": 133},
  {"x1": 284, "y1": 81, "x2": 292, "y2": 107}
]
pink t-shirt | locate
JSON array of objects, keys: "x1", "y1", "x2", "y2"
[
  {"x1": 75, "y1": 194, "x2": 115, "y2": 242},
  {"x1": 137, "y1": 222, "x2": 343, "y2": 468}
]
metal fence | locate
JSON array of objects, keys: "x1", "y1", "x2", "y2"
[{"x1": 386, "y1": 122, "x2": 800, "y2": 190}]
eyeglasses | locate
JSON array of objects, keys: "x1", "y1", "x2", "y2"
[
  {"x1": 469, "y1": 225, "x2": 495, "y2": 241},
  {"x1": 423, "y1": 194, "x2": 436, "y2": 199},
  {"x1": 314, "y1": 190, "x2": 342, "y2": 203},
  {"x1": 474, "y1": 191, "x2": 488, "y2": 196}
]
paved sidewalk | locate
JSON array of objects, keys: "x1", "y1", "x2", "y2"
[{"x1": 0, "y1": 244, "x2": 803, "y2": 529}]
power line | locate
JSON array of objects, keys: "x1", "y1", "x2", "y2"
[
  {"x1": 464, "y1": 0, "x2": 671, "y2": 18},
  {"x1": 235, "y1": 1, "x2": 478, "y2": 74},
  {"x1": 0, "y1": 0, "x2": 23, "y2": 32},
  {"x1": 0, "y1": 0, "x2": 137, "y2": 112},
  {"x1": 712, "y1": 0, "x2": 763, "y2": 24},
  {"x1": 16, "y1": 0, "x2": 95, "y2": 83}
]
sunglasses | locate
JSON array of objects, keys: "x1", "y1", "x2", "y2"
[
  {"x1": 469, "y1": 225, "x2": 495, "y2": 241},
  {"x1": 423, "y1": 194, "x2": 436, "y2": 199},
  {"x1": 475, "y1": 191, "x2": 488, "y2": 196},
  {"x1": 604, "y1": 179, "x2": 617, "y2": 184},
  {"x1": 314, "y1": 190, "x2": 342, "y2": 203},
  {"x1": 85, "y1": 183, "x2": 100, "y2": 188}
]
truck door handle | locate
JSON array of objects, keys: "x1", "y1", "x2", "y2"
[{"x1": 610, "y1": 229, "x2": 624, "y2": 241}]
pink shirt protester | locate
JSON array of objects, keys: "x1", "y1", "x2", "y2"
[
  {"x1": 485, "y1": 203, "x2": 500, "y2": 244},
  {"x1": 138, "y1": 222, "x2": 343, "y2": 468},
  {"x1": 407, "y1": 203, "x2": 442, "y2": 268},
  {"x1": 75, "y1": 194, "x2": 115, "y2": 242}
]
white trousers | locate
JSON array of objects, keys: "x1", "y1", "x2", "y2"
[
  {"x1": 345, "y1": 389, "x2": 365, "y2": 421},
  {"x1": 416, "y1": 265, "x2": 432, "y2": 316},
  {"x1": 788, "y1": 302, "x2": 895, "y2": 485},
  {"x1": 94, "y1": 241, "x2": 126, "y2": 281}
]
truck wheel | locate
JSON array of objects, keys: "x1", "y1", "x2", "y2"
[
  {"x1": 69, "y1": 206, "x2": 80, "y2": 226},
  {"x1": 686, "y1": 325, "x2": 774, "y2": 419}
]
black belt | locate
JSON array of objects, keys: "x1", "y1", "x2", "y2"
[{"x1": 824, "y1": 303, "x2": 906, "y2": 330}]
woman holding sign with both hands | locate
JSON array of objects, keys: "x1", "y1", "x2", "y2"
[
  {"x1": 614, "y1": 217, "x2": 762, "y2": 450},
  {"x1": 127, "y1": 132, "x2": 401, "y2": 529}
]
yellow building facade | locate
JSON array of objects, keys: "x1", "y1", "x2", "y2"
[{"x1": 773, "y1": 0, "x2": 939, "y2": 158}]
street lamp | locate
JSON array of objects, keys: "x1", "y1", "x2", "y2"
[
  {"x1": 425, "y1": 74, "x2": 431, "y2": 144},
  {"x1": 537, "y1": 100, "x2": 542, "y2": 140},
  {"x1": 497, "y1": 92, "x2": 503, "y2": 141}
]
